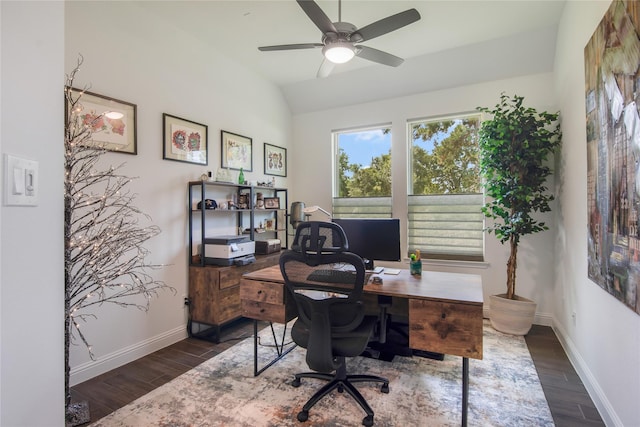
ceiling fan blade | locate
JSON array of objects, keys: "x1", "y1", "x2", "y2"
[
  {"x1": 296, "y1": 0, "x2": 337, "y2": 34},
  {"x1": 356, "y1": 45, "x2": 404, "y2": 67},
  {"x1": 258, "y1": 43, "x2": 323, "y2": 51},
  {"x1": 317, "y1": 58, "x2": 335, "y2": 78},
  {"x1": 354, "y1": 9, "x2": 421, "y2": 42}
]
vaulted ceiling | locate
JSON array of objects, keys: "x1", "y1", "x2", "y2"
[{"x1": 141, "y1": 1, "x2": 566, "y2": 114}]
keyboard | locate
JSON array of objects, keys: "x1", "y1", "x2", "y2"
[{"x1": 307, "y1": 269, "x2": 357, "y2": 284}]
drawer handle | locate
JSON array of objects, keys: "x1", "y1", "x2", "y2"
[
  {"x1": 260, "y1": 308, "x2": 265, "y2": 313},
  {"x1": 257, "y1": 290, "x2": 262, "y2": 294},
  {"x1": 441, "y1": 313, "x2": 446, "y2": 319}
]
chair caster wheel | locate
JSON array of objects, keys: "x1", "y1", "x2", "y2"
[
  {"x1": 362, "y1": 415, "x2": 374, "y2": 426},
  {"x1": 297, "y1": 410, "x2": 309, "y2": 422},
  {"x1": 381, "y1": 383, "x2": 390, "y2": 393},
  {"x1": 337, "y1": 385, "x2": 344, "y2": 393},
  {"x1": 292, "y1": 378, "x2": 301, "y2": 387}
]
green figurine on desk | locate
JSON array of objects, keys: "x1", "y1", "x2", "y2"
[{"x1": 238, "y1": 168, "x2": 245, "y2": 184}]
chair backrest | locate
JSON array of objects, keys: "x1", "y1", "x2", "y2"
[
  {"x1": 291, "y1": 221, "x2": 349, "y2": 264},
  {"x1": 280, "y1": 221, "x2": 367, "y2": 372}
]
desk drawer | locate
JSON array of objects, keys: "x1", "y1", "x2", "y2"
[
  {"x1": 240, "y1": 278, "x2": 297, "y2": 323},
  {"x1": 409, "y1": 300, "x2": 483, "y2": 359},
  {"x1": 242, "y1": 300, "x2": 288, "y2": 323},
  {"x1": 240, "y1": 279, "x2": 285, "y2": 304}
]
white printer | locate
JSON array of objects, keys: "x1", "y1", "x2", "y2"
[{"x1": 200, "y1": 235, "x2": 255, "y2": 266}]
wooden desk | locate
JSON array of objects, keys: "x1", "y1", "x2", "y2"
[{"x1": 240, "y1": 265, "x2": 484, "y2": 426}]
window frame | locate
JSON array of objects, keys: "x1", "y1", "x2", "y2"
[
  {"x1": 328, "y1": 115, "x2": 486, "y2": 263},
  {"x1": 332, "y1": 124, "x2": 393, "y2": 199},
  {"x1": 406, "y1": 112, "x2": 484, "y2": 262}
]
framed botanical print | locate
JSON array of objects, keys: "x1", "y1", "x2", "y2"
[
  {"x1": 163, "y1": 113, "x2": 208, "y2": 165},
  {"x1": 67, "y1": 88, "x2": 137, "y2": 154},
  {"x1": 221, "y1": 130, "x2": 252, "y2": 171},
  {"x1": 264, "y1": 143, "x2": 286, "y2": 177}
]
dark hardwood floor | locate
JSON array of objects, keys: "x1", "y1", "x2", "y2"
[
  {"x1": 71, "y1": 320, "x2": 604, "y2": 426},
  {"x1": 524, "y1": 325, "x2": 605, "y2": 426}
]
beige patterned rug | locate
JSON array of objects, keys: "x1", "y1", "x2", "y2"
[{"x1": 91, "y1": 321, "x2": 553, "y2": 426}]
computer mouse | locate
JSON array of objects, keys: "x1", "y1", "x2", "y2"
[{"x1": 371, "y1": 276, "x2": 383, "y2": 285}]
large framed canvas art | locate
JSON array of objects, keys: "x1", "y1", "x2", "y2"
[{"x1": 585, "y1": 0, "x2": 640, "y2": 315}]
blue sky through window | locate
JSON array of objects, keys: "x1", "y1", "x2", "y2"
[
  {"x1": 338, "y1": 124, "x2": 444, "y2": 168},
  {"x1": 338, "y1": 129, "x2": 390, "y2": 167}
]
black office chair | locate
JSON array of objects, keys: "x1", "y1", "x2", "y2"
[{"x1": 280, "y1": 221, "x2": 389, "y2": 427}]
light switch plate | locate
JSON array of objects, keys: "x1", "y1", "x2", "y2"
[{"x1": 4, "y1": 154, "x2": 38, "y2": 206}]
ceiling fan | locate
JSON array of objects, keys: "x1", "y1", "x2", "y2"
[{"x1": 258, "y1": 0, "x2": 421, "y2": 78}]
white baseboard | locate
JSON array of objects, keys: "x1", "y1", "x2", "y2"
[
  {"x1": 70, "y1": 325, "x2": 187, "y2": 386},
  {"x1": 534, "y1": 311, "x2": 554, "y2": 326},
  {"x1": 552, "y1": 321, "x2": 622, "y2": 427}
]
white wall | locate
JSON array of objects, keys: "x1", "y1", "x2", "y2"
[
  {"x1": 553, "y1": 1, "x2": 640, "y2": 425},
  {"x1": 0, "y1": 1, "x2": 65, "y2": 425},
  {"x1": 291, "y1": 73, "x2": 559, "y2": 321},
  {"x1": 1, "y1": 2, "x2": 635, "y2": 426},
  {"x1": 64, "y1": 2, "x2": 291, "y2": 383}
]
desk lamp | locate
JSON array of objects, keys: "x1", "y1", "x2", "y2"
[{"x1": 303, "y1": 205, "x2": 332, "y2": 219}]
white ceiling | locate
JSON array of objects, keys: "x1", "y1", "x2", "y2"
[{"x1": 140, "y1": 0, "x2": 567, "y2": 113}]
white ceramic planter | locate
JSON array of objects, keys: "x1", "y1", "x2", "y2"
[{"x1": 489, "y1": 293, "x2": 537, "y2": 335}]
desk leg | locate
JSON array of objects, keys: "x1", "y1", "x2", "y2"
[
  {"x1": 252, "y1": 319, "x2": 296, "y2": 377},
  {"x1": 253, "y1": 320, "x2": 259, "y2": 376},
  {"x1": 462, "y1": 357, "x2": 469, "y2": 427}
]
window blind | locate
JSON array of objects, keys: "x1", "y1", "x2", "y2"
[
  {"x1": 332, "y1": 197, "x2": 392, "y2": 219},
  {"x1": 408, "y1": 193, "x2": 484, "y2": 261}
]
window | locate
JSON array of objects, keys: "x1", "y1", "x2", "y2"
[
  {"x1": 331, "y1": 118, "x2": 484, "y2": 262},
  {"x1": 332, "y1": 126, "x2": 392, "y2": 218},
  {"x1": 408, "y1": 114, "x2": 484, "y2": 261}
]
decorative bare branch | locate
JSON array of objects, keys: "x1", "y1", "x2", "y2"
[{"x1": 64, "y1": 56, "x2": 174, "y2": 417}]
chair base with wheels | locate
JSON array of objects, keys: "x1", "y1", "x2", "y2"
[{"x1": 292, "y1": 356, "x2": 389, "y2": 427}]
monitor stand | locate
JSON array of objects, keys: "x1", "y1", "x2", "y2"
[
  {"x1": 363, "y1": 258, "x2": 374, "y2": 271},
  {"x1": 363, "y1": 259, "x2": 384, "y2": 274}
]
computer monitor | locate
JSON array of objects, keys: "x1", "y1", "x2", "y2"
[{"x1": 332, "y1": 218, "x2": 401, "y2": 270}]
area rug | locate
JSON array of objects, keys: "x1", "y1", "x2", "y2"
[{"x1": 91, "y1": 321, "x2": 553, "y2": 426}]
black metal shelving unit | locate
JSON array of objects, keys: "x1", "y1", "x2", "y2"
[{"x1": 188, "y1": 180, "x2": 288, "y2": 266}]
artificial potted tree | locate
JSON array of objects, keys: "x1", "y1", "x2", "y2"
[{"x1": 477, "y1": 94, "x2": 561, "y2": 335}]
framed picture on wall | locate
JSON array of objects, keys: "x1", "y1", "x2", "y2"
[
  {"x1": 67, "y1": 88, "x2": 137, "y2": 154},
  {"x1": 163, "y1": 113, "x2": 208, "y2": 165},
  {"x1": 264, "y1": 143, "x2": 287, "y2": 177},
  {"x1": 221, "y1": 130, "x2": 252, "y2": 171}
]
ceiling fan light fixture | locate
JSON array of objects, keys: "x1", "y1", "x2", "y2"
[
  {"x1": 323, "y1": 42, "x2": 355, "y2": 64},
  {"x1": 258, "y1": 0, "x2": 421, "y2": 78}
]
